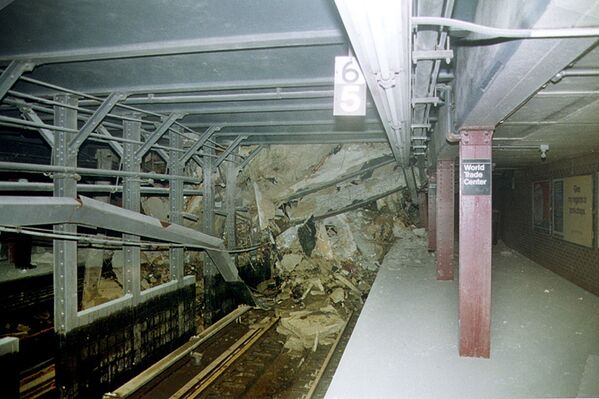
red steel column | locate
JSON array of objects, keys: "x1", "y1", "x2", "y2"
[
  {"x1": 459, "y1": 128, "x2": 493, "y2": 358},
  {"x1": 418, "y1": 191, "x2": 428, "y2": 229},
  {"x1": 436, "y1": 160, "x2": 454, "y2": 280},
  {"x1": 427, "y1": 173, "x2": 437, "y2": 252}
]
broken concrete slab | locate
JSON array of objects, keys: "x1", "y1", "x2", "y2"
[
  {"x1": 298, "y1": 217, "x2": 317, "y2": 256},
  {"x1": 141, "y1": 197, "x2": 169, "y2": 220},
  {"x1": 288, "y1": 163, "x2": 409, "y2": 222},
  {"x1": 279, "y1": 253, "x2": 303, "y2": 273},
  {"x1": 277, "y1": 309, "x2": 345, "y2": 350}
]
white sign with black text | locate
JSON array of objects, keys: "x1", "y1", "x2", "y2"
[
  {"x1": 333, "y1": 56, "x2": 366, "y2": 116},
  {"x1": 461, "y1": 159, "x2": 491, "y2": 195}
]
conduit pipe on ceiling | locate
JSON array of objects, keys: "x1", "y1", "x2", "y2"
[
  {"x1": 440, "y1": 85, "x2": 460, "y2": 143},
  {"x1": 551, "y1": 68, "x2": 599, "y2": 83},
  {"x1": 412, "y1": 17, "x2": 599, "y2": 39}
]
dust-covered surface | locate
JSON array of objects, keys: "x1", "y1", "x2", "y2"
[{"x1": 325, "y1": 238, "x2": 599, "y2": 399}]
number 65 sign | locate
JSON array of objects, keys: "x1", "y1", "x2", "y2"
[{"x1": 333, "y1": 56, "x2": 367, "y2": 116}]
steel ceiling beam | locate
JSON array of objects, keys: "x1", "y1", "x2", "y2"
[
  {"x1": 213, "y1": 129, "x2": 385, "y2": 137},
  {"x1": 0, "y1": 30, "x2": 345, "y2": 65},
  {"x1": 456, "y1": 5, "x2": 599, "y2": 128},
  {"x1": 0, "y1": 195, "x2": 242, "y2": 282},
  {"x1": 334, "y1": 0, "x2": 412, "y2": 165},
  {"x1": 188, "y1": 118, "x2": 382, "y2": 129},
  {"x1": 124, "y1": 90, "x2": 334, "y2": 105},
  {"x1": 72, "y1": 77, "x2": 334, "y2": 98},
  {"x1": 143, "y1": 101, "x2": 374, "y2": 115},
  {"x1": 240, "y1": 133, "x2": 387, "y2": 145}
]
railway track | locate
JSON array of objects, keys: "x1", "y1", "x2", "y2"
[{"x1": 105, "y1": 305, "x2": 353, "y2": 399}]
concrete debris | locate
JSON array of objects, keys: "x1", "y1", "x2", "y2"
[
  {"x1": 334, "y1": 273, "x2": 362, "y2": 296},
  {"x1": 276, "y1": 226, "x2": 300, "y2": 251},
  {"x1": 320, "y1": 215, "x2": 358, "y2": 261},
  {"x1": 253, "y1": 181, "x2": 276, "y2": 230},
  {"x1": 141, "y1": 197, "x2": 169, "y2": 220},
  {"x1": 288, "y1": 162, "x2": 408, "y2": 222},
  {"x1": 277, "y1": 309, "x2": 345, "y2": 350},
  {"x1": 329, "y1": 287, "x2": 345, "y2": 304},
  {"x1": 278, "y1": 253, "x2": 303, "y2": 273},
  {"x1": 298, "y1": 217, "x2": 317, "y2": 256},
  {"x1": 278, "y1": 146, "x2": 392, "y2": 202}
]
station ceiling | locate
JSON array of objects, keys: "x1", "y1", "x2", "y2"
[{"x1": 0, "y1": 0, "x2": 598, "y2": 168}]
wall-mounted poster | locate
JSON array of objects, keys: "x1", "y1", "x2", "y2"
[
  {"x1": 552, "y1": 179, "x2": 564, "y2": 236},
  {"x1": 532, "y1": 180, "x2": 551, "y2": 233},
  {"x1": 563, "y1": 174, "x2": 593, "y2": 248}
]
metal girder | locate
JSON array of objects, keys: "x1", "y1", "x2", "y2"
[
  {"x1": 224, "y1": 151, "x2": 238, "y2": 250},
  {"x1": 240, "y1": 134, "x2": 387, "y2": 145},
  {"x1": 17, "y1": 105, "x2": 54, "y2": 146},
  {"x1": 334, "y1": 0, "x2": 412, "y2": 165},
  {"x1": 134, "y1": 113, "x2": 181, "y2": 160},
  {"x1": 202, "y1": 145, "x2": 218, "y2": 325},
  {"x1": 180, "y1": 125, "x2": 220, "y2": 165},
  {"x1": 53, "y1": 93, "x2": 78, "y2": 334},
  {"x1": 142, "y1": 101, "x2": 375, "y2": 115},
  {"x1": 139, "y1": 130, "x2": 169, "y2": 163},
  {"x1": 74, "y1": 77, "x2": 333, "y2": 97},
  {"x1": 214, "y1": 136, "x2": 246, "y2": 168},
  {"x1": 122, "y1": 119, "x2": 142, "y2": 303},
  {"x1": 188, "y1": 118, "x2": 382, "y2": 129},
  {"x1": 0, "y1": 181, "x2": 203, "y2": 196},
  {"x1": 69, "y1": 92, "x2": 125, "y2": 150},
  {"x1": 0, "y1": 0, "x2": 15, "y2": 12},
  {"x1": 169, "y1": 126, "x2": 185, "y2": 283},
  {"x1": 0, "y1": 30, "x2": 344, "y2": 65},
  {"x1": 456, "y1": 3, "x2": 599, "y2": 128},
  {"x1": 124, "y1": 89, "x2": 334, "y2": 105},
  {"x1": 0, "y1": 60, "x2": 34, "y2": 100},
  {"x1": 213, "y1": 129, "x2": 384, "y2": 138},
  {"x1": 238, "y1": 145, "x2": 264, "y2": 171},
  {"x1": 191, "y1": 154, "x2": 204, "y2": 169},
  {"x1": 0, "y1": 195, "x2": 242, "y2": 282},
  {"x1": 459, "y1": 128, "x2": 493, "y2": 358}
]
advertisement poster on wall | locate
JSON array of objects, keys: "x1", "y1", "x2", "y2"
[
  {"x1": 562, "y1": 174, "x2": 594, "y2": 248},
  {"x1": 532, "y1": 180, "x2": 551, "y2": 233},
  {"x1": 552, "y1": 179, "x2": 564, "y2": 236}
]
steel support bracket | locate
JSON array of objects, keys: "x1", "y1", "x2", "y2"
[
  {"x1": 412, "y1": 49, "x2": 454, "y2": 63},
  {"x1": 180, "y1": 125, "x2": 220, "y2": 165},
  {"x1": 214, "y1": 136, "x2": 246, "y2": 169},
  {"x1": 134, "y1": 112, "x2": 182, "y2": 161},
  {"x1": 0, "y1": 60, "x2": 35, "y2": 100},
  {"x1": 69, "y1": 92, "x2": 126, "y2": 151}
]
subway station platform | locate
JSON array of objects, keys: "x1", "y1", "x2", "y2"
[{"x1": 325, "y1": 234, "x2": 599, "y2": 399}]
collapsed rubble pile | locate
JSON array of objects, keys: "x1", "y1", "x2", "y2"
[
  {"x1": 12, "y1": 143, "x2": 422, "y2": 346},
  {"x1": 234, "y1": 144, "x2": 421, "y2": 352}
]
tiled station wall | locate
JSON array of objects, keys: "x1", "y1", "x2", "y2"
[{"x1": 497, "y1": 153, "x2": 599, "y2": 296}]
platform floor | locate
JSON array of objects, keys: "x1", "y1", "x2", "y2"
[{"x1": 325, "y1": 233, "x2": 599, "y2": 399}]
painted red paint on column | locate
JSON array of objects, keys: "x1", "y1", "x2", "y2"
[
  {"x1": 436, "y1": 160, "x2": 454, "y2": 280},
  {"x1": 418, "y1": 191, "x2": 428, "y2": 229},
  {"x1": 427, "y1": 173, "x2": 437, "y2": 252},
  {"x1": 459, "y1": 128, "x2": 493, "y2": 358}
]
